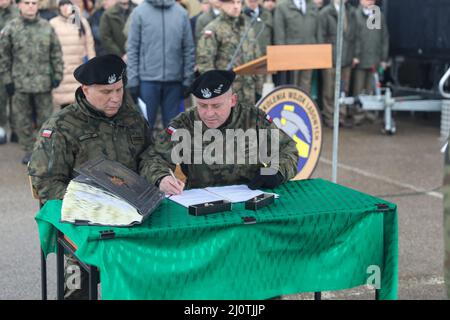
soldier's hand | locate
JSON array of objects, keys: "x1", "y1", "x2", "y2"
[
  {"x1": 160, "y1": 175, "x2": 185, "y2": 195},
  {"x1": 5, "y1": 83, "x2": 15, "y2": 97},
  {"x1": 248, "y1": 170, "x2": 284, "y2": 190},
  {"x1": 352, "y1": 58, "x2": 360, "y2": 67}
]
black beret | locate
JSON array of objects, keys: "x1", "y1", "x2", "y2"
[
  {"x1": 74, "y1": 54, "x2": 126, "y2": 85},
  {"x1": 190, "y1": 70, "x2": 236, "y2": 99}
]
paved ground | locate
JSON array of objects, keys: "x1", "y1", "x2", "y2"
[{"x1": 0, "y1": 112, "x2": 447, "y2": 300}]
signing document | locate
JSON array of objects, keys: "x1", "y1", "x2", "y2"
[{"x1": 168, "y1": 185, "x2": 278, "y2": 208}]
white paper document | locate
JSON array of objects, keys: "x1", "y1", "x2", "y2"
[
  {"x1": 168, "y1": 185, "x2": 277, "y2": 208},
  {"x1": 137, "y1": 98, "x2": 148, "y2": 121},
  {"x1": 61, "y1": 180, "x2": 143, "y2": 226},
  {"x1": 168, "y1": 189, "x2": 225, "y2": 207},
  {"x1": 204, "y1": 185, "x2": 265, "y2": 203}
]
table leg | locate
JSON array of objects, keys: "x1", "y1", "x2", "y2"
[
  {"x1": 56, "y1": 231, "x2": 65, "y2": 300},
  {"x1": 89, "y1": 266, "x2": 99, "y2": 300},
  {"x1": 41, "y1": 249, "x2": 47, "y2": 300}
]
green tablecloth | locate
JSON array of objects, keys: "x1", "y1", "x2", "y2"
[{"x1": 35, "y1": 178, "x2": 398, "y2": 300}]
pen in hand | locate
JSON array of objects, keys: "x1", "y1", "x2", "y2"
[
  {"x1": 165, "y1": 168, "x2": 184, "y2": 195},
  {"x1": 169, "y1": 168, "x2": 180, "y2": 185}
]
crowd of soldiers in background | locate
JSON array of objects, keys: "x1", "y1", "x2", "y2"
[{"x1": 0, "y1": 0, "x2": 389, "y2": 163}]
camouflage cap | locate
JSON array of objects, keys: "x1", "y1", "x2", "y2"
[
  {"x1": 190, "y1": 69, "x2": 236, "y2": 99},
  {"x1": 74, "y1": 54, "x2": 126, "y2": 85}
]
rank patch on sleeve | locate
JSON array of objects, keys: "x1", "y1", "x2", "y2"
[
  {"x1": 41, "y1": 129, "x2": 53, "y2": 138},
  {"x1": 166, "y1": 126, "x2": 176, "y2": 135}
]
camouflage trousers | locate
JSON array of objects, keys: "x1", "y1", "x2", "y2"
[
  {"x1": 64, "y1": 253, "x2": 90, "y2": 300},
  {"x1": 0, "y1": 83, "x2": 8, "y2": 127},
  {"x1": 12, "y1": 92, "x2": 53, "y2": 152}
]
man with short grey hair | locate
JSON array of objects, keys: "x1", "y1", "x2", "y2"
[
  {"x1": 194, "y1": 0, "x2": 220, "y2": 44},
  {"x1": 139, "y1": 70, "x2": 298, "y2": 195}
]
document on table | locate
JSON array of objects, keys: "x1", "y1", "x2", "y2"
[
  {"x1": 168, "y1": 184, "x2": 278, "y2": 208},
  {"x1": 168, "y1": 189, "x2": 225, "y2": 207}
]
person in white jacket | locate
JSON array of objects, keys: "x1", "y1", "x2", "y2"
[{"x1": 50, "y1": 0, "x2": 95, "y2": 109}]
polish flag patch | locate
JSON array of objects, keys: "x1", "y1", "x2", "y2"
[
  {"x1": 166, "y1": 126, "x2": 176, "y2": 135},
  {"x1": 265, "y1": 115, "x2": 273, "y2": 123},
  {"x1": 41, "y1": 129, "x2": 53, "y2": 138},
  {"x1": 204, "y1": 30, "x2": 213, "y2": 38}
]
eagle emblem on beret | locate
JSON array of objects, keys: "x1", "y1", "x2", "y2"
[
  {"x1": 201, "y1": 88, "x2": 212, "y2": 98},
  {"x1": 108, "y1": 74, "x2": 117, "y2": 84}
]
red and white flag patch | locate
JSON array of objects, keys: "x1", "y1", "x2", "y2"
[
  {"x1": 265, "y1": 114, "x2": 273, "y2": 123},
  {"x1": 41, "y1": 129, "x2": 53, "y2": 138},
  {"x1": 166, "y1": 126, "x2": 176, "y2": 135},
  {"x1": 204, "y1": 30, "x2": 213, "y2": 38}
]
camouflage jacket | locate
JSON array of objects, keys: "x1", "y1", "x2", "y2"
[
  {"x1": 0, "y1": 15, "x2": 63, "y2": 93},
  {"x1": 0, "y1": 5, "x2": 19, "y2": 32},
  {"x1": 28, "y1": 88, "x2": 151, "y2": 202},
  {"x1": 194, "y1": 8, "x2": 218, "y2": 45},
  {"x1": 196, "y1": 12, "x2": 263, "y2": 106},
  {"x1": 139, "y1": 103, "x2": 299, "y2": 189},
  {"x1": 99, "y1": 3, "x2": 134, "y2": 56}
]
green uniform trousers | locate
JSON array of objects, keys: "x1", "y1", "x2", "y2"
[
  {"x1": 12, "y1": 92, "x2": 53, "y2": 152},
  {"x1": 0, "y1": 84, "x2": 8, "y2": 127}
]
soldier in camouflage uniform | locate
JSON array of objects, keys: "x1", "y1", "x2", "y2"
[
  {"x1": 0, "y1": 0, "x2": 18, "y2": 143},
  {"x1": 196, "y1": 0, "x2": 263, "y2": 107},
  {"x1": 0, "y1": 0, "x2": 63, "y2": 163},
  {"x1": 139, "y1": 70, "x2": 298, "y2": 194},
  {"x1": 28, "y1": 55, "x2": 150, "y2": 299},
  {"x1": 444, "y1": 141, "x2": 450, "y2": 299},
  {"x1": 194, "y1": 0, "x2": 221, "y2": 45}
]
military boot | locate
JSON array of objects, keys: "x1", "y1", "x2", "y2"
[{"x1": 10, "y1": 130, "x2": 18, "y2": 143}]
